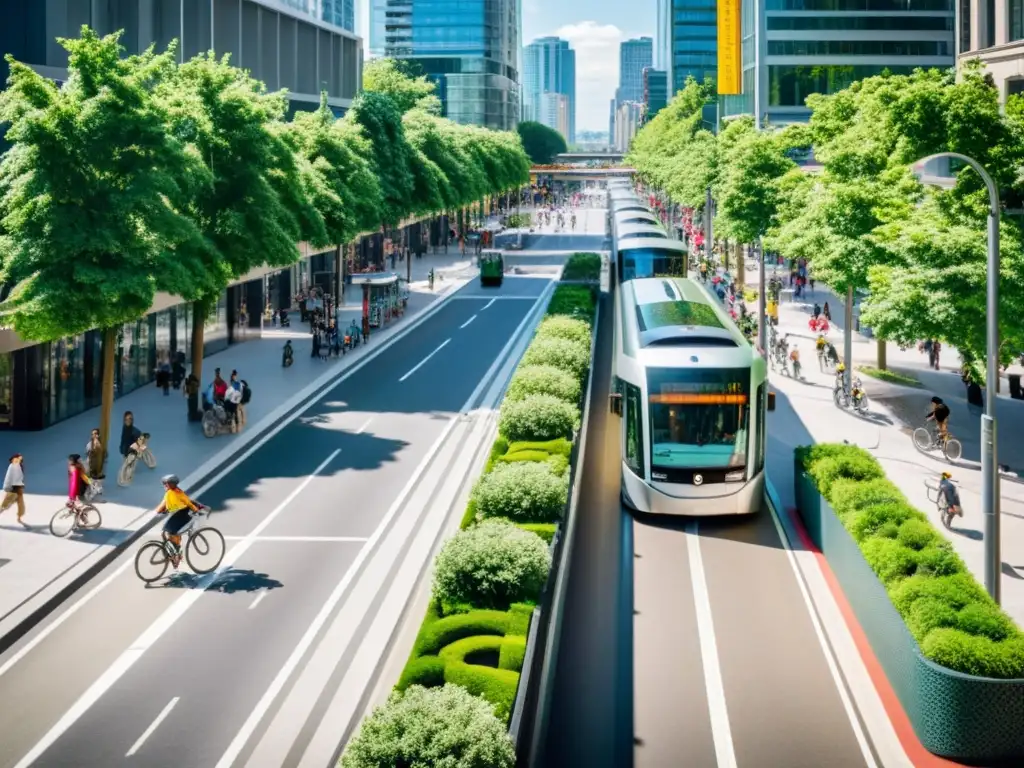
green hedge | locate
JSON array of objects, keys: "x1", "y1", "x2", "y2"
[
  {"x1": 546, "y1": 284, "x2": 595, "y2": 319},
  {"x1": 520, "y1": 337, "x2": 590, "y2": 381},
  {"x1": 799, "y1": 443, "x2": 1024, "y2": 678},
  {"x1": 505, "y1": 365, "x2": 581, "y2": 405},
  {"x1": 534, "y1": 315, "x2": 592, "y2": 350},
  {"x1": 498, "y1": 394, "x2": 579, "y2": 442},
  {"x1": 561, "y1": 252, "x2": 602, "y2": 282},
  {"x1": 472, "y1": 462, "x2": 569, "y2": 523}
]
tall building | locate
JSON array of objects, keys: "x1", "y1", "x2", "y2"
[
  {"x1": 0, "y1": 0, "x2": 361, "y2": 117},
  {"x1": 522, "y1": 37, "x2": 576, "y2": 142},
  {"x1": 721, "y1": 0, "x2": 954, "y2": 124},
  {"x1": 614, "y1": 100, "x2": 644, "y2": 151},
  {"x1": 540, "y1": 92, "x2": 571, "y2": 140},
  {"x1": 618, "y1": 37, "x2": 653, "y2": 102},
  {"x1": 643, "y1": 67, "x2": 669, "y2": 121},
  {"x1": 609, "y1": 93, "x2": 620, "y2": 147},
  {"x1": 370, "y1": 0, "x2": 521, "y2": 130},
  {"x1": 659, "y1": 0, "x2": 717, "y2": 99},
  {"x1": 957, "y1": 0, "x2": 1024, "y2": 103}
]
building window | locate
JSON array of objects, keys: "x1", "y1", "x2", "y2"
[
  {"x1": 767, "y1": 16, "x2": 953, "y2": 31},
  {"x1": 1012, "y1": 0, "x2": 1024, "y2": 43},
  {"x1": 768, "y1": 64, "x2": 919, "y2": 106},
  {"x1": 767, "y1": 40, "x2": 950, "y2": 56},
  {"x1": 766, "y1": 0, "x2": 951, "y2": 9}
]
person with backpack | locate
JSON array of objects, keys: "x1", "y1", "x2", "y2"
[{"x1": 228, "y1": 370, "x2": 251, "y2": 430}]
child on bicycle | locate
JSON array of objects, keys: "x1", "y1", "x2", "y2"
[{"x1": 155, "y1": 474, "x2": 202, "y2": 565}]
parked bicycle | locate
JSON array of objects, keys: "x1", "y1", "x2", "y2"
[
  {"x1": 118, "y1": 433, "x2": 156, "y2": 487},
  {"x1": 925, "y1": 475, "x2": 962, "y2": 530},
  {"x1": 50, "y1": 499, "x2": 102, "y2": 538},
  {"x1": 134, "y1": 506, "x2": 225, "y2": 583},
  {"x1": 913, "y1": 424, "x2": 963, "y2": 462}
]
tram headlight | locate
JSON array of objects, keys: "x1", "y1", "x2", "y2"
[{"x1": 725, "y1": 470, "x2": 746, "y2": 482}]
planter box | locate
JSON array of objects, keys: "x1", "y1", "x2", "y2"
[{"x1": 795, "y1": 467, "x2": 1024, "y2": 764}]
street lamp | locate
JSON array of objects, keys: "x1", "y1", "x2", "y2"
[{"x1": 913, "y1": 152, "x2": 1001, "y2": 603}]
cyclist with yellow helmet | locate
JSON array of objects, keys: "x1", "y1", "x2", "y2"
[{"x1": 939, "y1": 471, "x2": 962, "y2": 519}]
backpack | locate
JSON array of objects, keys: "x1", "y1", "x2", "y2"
[{"x1": 240, "y1": 380, "x2": 252, "y2": 404}]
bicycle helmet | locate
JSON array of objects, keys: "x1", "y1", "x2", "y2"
[
  {"x1": 161, "y1": 474, "x2": 180, "y2": 487},
  {"x1": 942, "y1": 471, "x2": 952, "y2": 480},
  {"x1": 836, "y1": 363, "x2": 846, "y2": 372}
]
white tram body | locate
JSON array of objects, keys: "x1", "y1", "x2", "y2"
[{"x1": 611, "y1": 278, "x2": 769, "y2": 516}]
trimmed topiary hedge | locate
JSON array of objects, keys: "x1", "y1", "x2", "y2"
[
  {"x1": 505, "y1": 365, "x2": 581, "y2": 405},
  {"x1": 499, "y1": 394, "x2": 578, "y2": 442},
  {"x1": 472, "y1": 462, "x2": 568, "y2": 523},
  {"x1": 433, "y1": 519, "x2": 552, "y2": 612},
  {"x1": 341, "y1": 684, "x2": 516, "y2": 768},
  {"x1": 534, "y1": 315, "x2": 592, "y2": 351},
  {"x1": 561, "y1": 252, "x2": 602, "y2": 282},
  {"x1": 799, "y1": 443, "x2": 1024, "y2": 679},
  {"x1": 520, "y1": 337, "x2": 590, "y2": 381}
]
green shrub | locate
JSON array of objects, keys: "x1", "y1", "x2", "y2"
[
  {"x1": 432, "y1": 519, "x2": 552, "y2": 611},
  {"x1": 506, "y1": 438, "x2": 573, "y2": 457},
  {"x1": 499, "y1": 394, "x2": 578, "y2": 442},
  {"x1": 517, "y1": 522, "x2": 557, "y2": 544},
  {"x1": 443, "y1": 663, "x2": 520, "y2": 721},
  {"x1": 439, "y1": 635, "x2": 504, "y2": 665},
  {"x1": 520, "y1": 337, "x2": 590, "y2": 380},
  {"x1": 499, "y1": 636, "x2": 527, "y2": 671},
  {"x1": 460, "y1": 499, "x2": 480, "y2": 530},
  {"x1": 396, "y1": 655, "x2": 447, "y2": 691},
  {"x1": 341, "y1": 684, "x2": 516, "y2": 768},
  {"x1": 414, "y1": 610, "x2": 511, "y2": 656},
  {"x1": 535, "y1": 315, "x2": 592, "y2": 350},
  {"x1": 546, "y1": 453, "x2": 569, "y2": 476},
  {"x1": 801, "y1": 443, "x2": 1024, "y2": 678},
  {"x1": 506, "y1": 365, "x2": 581, "y2": 404},
  {"x1": 561, "y1": 252, "x2": 602, "y2": 281},
  {"x1": 483, "y1": 436, "x2": 510, "y2": 474},
  {"x1": 546, "y1": 284, "x2": 596, "y2": 322},
  {"x1": 472, "y1": 462, "x2": 568, "y2": 523}
]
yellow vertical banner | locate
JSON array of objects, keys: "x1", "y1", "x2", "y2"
[{"x1": 717, "y1": 0, "x2": 742, "y2": 95}]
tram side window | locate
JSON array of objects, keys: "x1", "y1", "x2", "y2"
[
  {"x1": 755, "y1": 383, "x2": 766, "y2": 473},
  {"x1": 625, "y1": 383, "x2": 644, "y2": 477}
]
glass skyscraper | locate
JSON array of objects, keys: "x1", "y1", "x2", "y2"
[
  {"x1": 619, "y1": 37, "x2": 654, "y2": 103},
  {"x1": 370, "y1": 0, "x2": 521, "y2": 130},
  {"x1": 522, "y1": 36, "x2": 576, "y2": 143}
]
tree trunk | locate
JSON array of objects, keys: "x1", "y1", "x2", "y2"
[
  {"x1": 736, "y1": 242, "x2": 745, "y2": 287},
  {"x1": 723, "y1": 238, "x2": 729, "y2": 272},
  {"x1": 97, "y1": 326, "x2": 117, "y2": 476},
  {"x1": 844, "y1": 285, "x2": 854, "y2": 391},
  {"x1": 191, "y1": 298, "x2": 207, "y2": 389},
  {"x1": 877, "y1": 338, "x2": 887, "y2": 371}
]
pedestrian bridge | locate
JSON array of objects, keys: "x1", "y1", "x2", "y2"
[
  {"x1": 555, "y1": 151, "x2": 625, "y2": 163},
  {"x1": 531, "y1": 166, "x2": 634, "y2": 181}
]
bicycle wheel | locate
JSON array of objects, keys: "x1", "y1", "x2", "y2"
[
  {"x1": 186, "y1": 527, "x2": 225, "y2": 574},
  {"x1": 833, "y1": 388, "x2": 848, "y2": 408},
  {"x1": 939, "y1": 497, "x2": 953, "y2": 530},
  {"x1": 913, "y1": 428, "x2": 934, "y2": 451},
  {"x1": 118, "y1": 455, "x2": 137, "y2": 487},
  {"x1": 201, "y1": 411, "x2": 219, "y2": 439},
  {"x1": 49, "y1": 506, "x2": 76, "y2": 538},
  {"x1": 855, "y1": 394, "x2": 869, "y2": 414},
  {"x1": 142, "y1": 449, "x2": 157, "y2": 469},
  {"x1": 135, "y1": 542, "x2": 170, "y2": 583},
  {"x1": 944, "y1": 438, "x2": 963, "y2": 462},
  {"x1": 78, "y1": 504, "x2": 102, "y2": 529}
]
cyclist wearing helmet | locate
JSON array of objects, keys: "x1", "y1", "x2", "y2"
[
  {"x1": 155, "y1": 474, "x2": 200, "y2": 562},
  {"x1": 939, "y1": 471, "x2": 962, "y2": 518},
  {"x1": 927, "y1": 396, "x2": 951, "y2": 440}
]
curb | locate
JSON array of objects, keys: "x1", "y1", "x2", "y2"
[{"x1": 0, "y1": 280, "x2": 471, "y2": 657}]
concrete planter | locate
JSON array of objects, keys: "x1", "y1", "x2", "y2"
[{"x1": 795, "y1": 465, "x2": 1024, "y2": 764}]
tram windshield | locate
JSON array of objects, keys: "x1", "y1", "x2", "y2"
[
  {"x1": 620, "y1": 247, "x2": 686, "y2": 281},
  {"x1": 647, "y1": 367, "x2": 749, "y2": 470}
]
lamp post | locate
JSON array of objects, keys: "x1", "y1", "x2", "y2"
[{"x1": 914, "y1": 152, "x2": 1001, "y2": 603}]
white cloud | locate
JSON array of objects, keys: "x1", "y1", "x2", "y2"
[{"x1": 555, "y1": 22, "x2": 623, "y2": 134}]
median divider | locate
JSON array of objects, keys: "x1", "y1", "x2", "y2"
[
  {"x1": 341, "y1": 256, "x2": 601, "y2": 768},
  {"x1": 795, "y1": 443, "x2": 1024, "y2": 764}
]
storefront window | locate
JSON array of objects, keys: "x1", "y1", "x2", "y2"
[
  {"x1": 204, "y1": 292, "x2": 229, "y2": 355},
  {"x1": 0, "y1": 353, "x2": 13, "y2": 426},
  {"x1": 155, "y1": 310, "x2": 172, "y2": 369},
  {"x1": 49, "y1": 336, "x2": 85, "y2": 424},
  {"x1": 174, "y1": 305, "x2": 192, "y2": 364}
]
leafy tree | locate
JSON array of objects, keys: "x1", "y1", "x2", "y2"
[
  {"x1": 159, "y1": 51, "x2": 325, "y2": 387},
  {"x1": 348, "y1": 91, "x2": 416, "y2": 227},
  {"x1": 0, "y1": 29, "x2": 213, "y2": 470},
  {"x1": 362, "y1": 58, "x2": 441, "y2": 115},
  {"x1": 516, "y1": 120, "x2": 567, "y2": 165}
]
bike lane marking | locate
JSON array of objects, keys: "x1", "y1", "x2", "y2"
[
  {"x1": 125, "y1": 696, "x2": 179, "y2": 757},
  {"x1": 12, "y1": 449, "x2": 340, "y2": 768},
  {"x1": 398, "y1": 339, "x2": 451, "y2": 382},
  {"x1": 460, "y1": 314, "x2": 478, "y2": 329}
]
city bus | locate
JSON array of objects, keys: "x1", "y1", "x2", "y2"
[{"x1": 609, "y1": 276, "x2": 772, "y2": 515}]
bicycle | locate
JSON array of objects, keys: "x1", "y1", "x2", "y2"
[
  {"x1": 134, "y1": 506, "x2": 225, "y2": 583},
  {"x1": 50, "y1": 499, "x2": 102, "y2": 538},
  {"x1": 118, "y1": 434, "x2": 156, "y2": 487},
  {"x1": 913, "y1": 424, "x2": 963, "y2": 462},
  {"x1": 925, "y1": 476, "x2": 962, "y2": 530}
]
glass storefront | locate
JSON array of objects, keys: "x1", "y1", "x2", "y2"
[
  {"x1": 0, "y1": 353, "x2": 12, "y2": 426},
  {"x1": 768, "y1": 64, "x2": 918, "y2": 107}
]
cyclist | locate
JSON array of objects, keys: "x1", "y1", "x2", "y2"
[
  {"x1": 67, "y1": 454, "x2": 92, "y2": 506},
  {"x1": 155, "y1": 474, "x2": 201, "y2": 566},
  {"x1": 815, "y1": 334, "x2": 827, "y2": 369},
  {"x1": 939, "y1": 471, "x2": 962, "y2": 519},
  {"x1": 927, "y1": 396, "x2": 951, "y2": 441},
  {"x1": 789, "y1": 345, "x2": 802, "y2": 378},
  {"x1": 834, "y1": 362, "x2": 847, "y2": 391}
]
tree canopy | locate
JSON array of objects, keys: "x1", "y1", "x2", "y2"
[{"x1": 516, "y1": 121, "x2": 568, "y2": 165}]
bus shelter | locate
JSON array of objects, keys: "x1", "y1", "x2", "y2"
[{"x1": 350, "y1": 272, "x2": 409, "y2": 338}]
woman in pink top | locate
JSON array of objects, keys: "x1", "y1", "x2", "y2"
[{"x1": 67, "y1": 454, "x2": 91, "y2": 503}]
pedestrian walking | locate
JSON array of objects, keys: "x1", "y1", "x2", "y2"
[
  {"x1": 86, "y1": 428, "x2": 106, "y2": 480},
  {"x1": 155, "y1": 355, "x2": 171, "y2": 395},
  {"x1": 184, "y1": 373, "x2": 201, "y2": 421},
  {"x1": 1, "y1": 454, "x2": 27, "y2": 526},
  {"x1": 119, "y1": 411, "x2": 142, "y2": 460},
  {"x1": 229, "y1": 370, "x2": 249, "y2": 428}
]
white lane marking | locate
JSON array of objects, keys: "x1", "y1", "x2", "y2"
[
  {"x1": 449, "y1": 296, "x2": 537, "y2": 302},
  {"x1": 764, "y1": 491, "x2": 880, "y2": 768},
  {"x1": 460, "y1": 314, "x2": 477, "y2": 329},
  {"x1": 226, "y1": 536, "x2": 369, "y2": 543},
  {"x1": 213, "y1": 418, "x2": 463, "y2": 768},
  {"x1": 248, "y1": 591, "x2": 268, "y2": 611},
  {"x1": 685, "y1": 520, "x2": 738, "y2": 768},
  {"x1": 482, "y1": 298, "x2": 497, "y2": 309},
  {"x1": 125, "y1": 696, "x2": 179, "y2": 757},
  {"x1": 398, "y1": 338, "x2": 451, "y2": 383},
  {"x1": 12, "y1": 450, "x2": 340, "y2": 768},
  {"x1": 355, "y1": 418, "x2": 374, "y2": 434}
]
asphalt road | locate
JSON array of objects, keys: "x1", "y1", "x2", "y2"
[
  {"x1": 0, "y1": 277, "x2": 549, "y2": 768},
  {"x1": 540, "y1": 294, "x2": 879, "y2": 768}
]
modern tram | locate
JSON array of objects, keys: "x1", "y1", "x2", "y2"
[
  {"x1": 609, "y1": 277, "x2": 771, "y2": 516},
  {"x1": 615, "y1": 222, "x2": 668, "y2": 243}
]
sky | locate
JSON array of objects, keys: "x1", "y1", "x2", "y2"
[{"x1": 357, "y1": 0, "x2": 656, "y2": 134}]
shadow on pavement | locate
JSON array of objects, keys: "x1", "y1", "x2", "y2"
[
  {"x1": 155, "y1": 567, "x2": 283, "y2": 594},
  {"x1": 765, "y1": 387, "x2": 816, "y2": 555}
]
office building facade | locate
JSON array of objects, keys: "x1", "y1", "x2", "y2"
[
  {"x1": 643, "y1": 67, "x2": 669, "y2": 121},
  {"x1": 956, "y1": 0, "x2": 1024, "y2": 102},
  {"x1": 522, "y1": 36, "x2": 576, "y2": 142},
  {"x1": 370, "y1": 0, "x2": 521, "y2": 130},
  {"x1": 722, "y1": 0, "x2": 954, "y2": 124},
  {"x1": 619, "y1": 37, "x2": 654, "y2": 102},
  {"x1": 658, "y1": 0, "x2": 717, "y2": 99},
  {"x1": 540, "y1": 92, "x2": 571, "y2": 139},
  {"x1": 614, "y1": 100, "x2": 644, "y2": 151}
]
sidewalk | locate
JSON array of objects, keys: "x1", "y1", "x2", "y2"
[
  {"x1": 756, "y1": 263, "x2": 1024, "y2": 629},
  {"x1": 0, "y1": 260, "x2": 473, "y2": 639}
]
